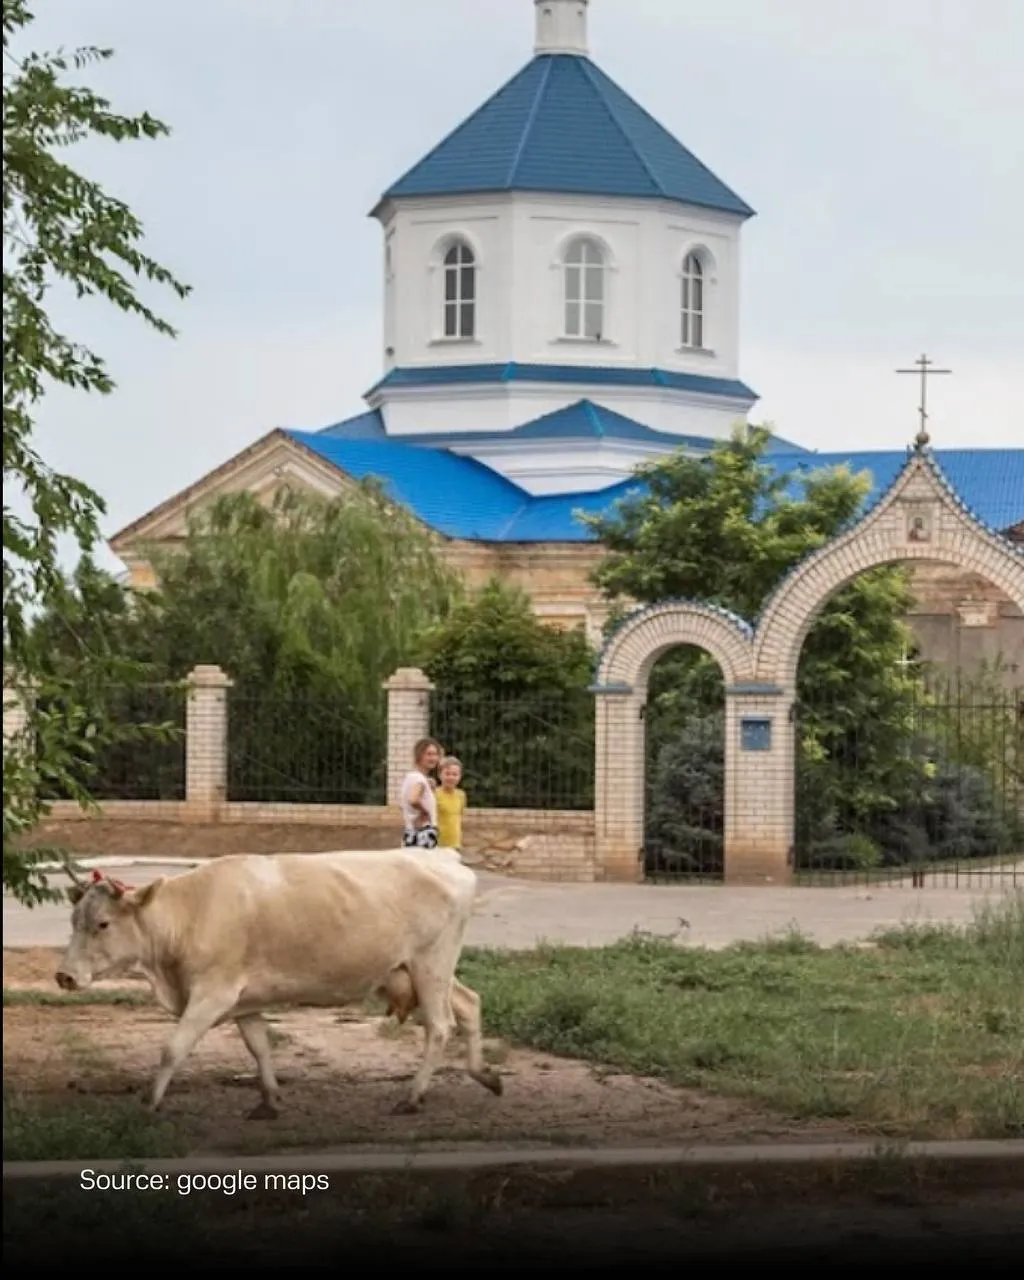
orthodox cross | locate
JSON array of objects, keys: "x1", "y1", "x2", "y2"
[{"x1": 896, "y1": 353, "x2": 951, "y2": 451}]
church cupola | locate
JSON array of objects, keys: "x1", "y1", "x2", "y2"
[
  {"x1": 366, "y1": 0, "x2": 757, "y2": 475},
  {"x1": 534, "y1": 0, "x2": 589, "y2": 57}
]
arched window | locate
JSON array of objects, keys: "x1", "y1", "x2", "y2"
[
  {"x1": 442, "y1": 241, "x2": 476, "y2": 339},
  {"x1": 681, "y1": 251, "x2": 705, "y2": 349},
  {"x1": 563, "y1": 237, "x2": 606, "y2": 340}
]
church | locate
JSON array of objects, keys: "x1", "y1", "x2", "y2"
[{"x1": 110, "y1": 0, "x2": 1023, "y2": 678}]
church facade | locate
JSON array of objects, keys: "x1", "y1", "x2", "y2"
[{"x1": 110, "y1": 0, "x2": 1023, "y2": 680}]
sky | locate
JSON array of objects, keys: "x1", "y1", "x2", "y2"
[{"x1": 12, "y1": 0, "x2": 1024, "y2": 575}]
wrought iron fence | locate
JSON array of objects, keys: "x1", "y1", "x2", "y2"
[
  {"x1": 429, "y1": 688, "x2": 595, "y2": 810},
  {"x1": 793, "y1": 679, "x2": 1023, "y2": 887},
  {"x1": 35, "y1": 682, "x2": 188, "y2": 802},
  {"x1": 639, "y1": 676, "x2": 1022, "y2": 887},
  {"x1": 226, "y1": 686, "x2": 388, "y2": 805},
  {"x1": 642, "y1": 702, "x2": 725, "y2": 882}
]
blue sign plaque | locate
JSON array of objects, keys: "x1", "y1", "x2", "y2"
[{"x1": 740, "y1": 716, "x2": 772, "y2": 752}]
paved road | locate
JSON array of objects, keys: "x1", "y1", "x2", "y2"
[{"x1": 3, "y1": 857, "x2": 1017, "y2": 951}]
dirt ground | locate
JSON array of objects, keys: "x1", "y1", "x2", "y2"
[
  {"x1": 24, "y1": 820, "x2": 403, "y2": 859},
  {"x1": 4, "y1": 947, "x2": 861, "y2": 1154}
]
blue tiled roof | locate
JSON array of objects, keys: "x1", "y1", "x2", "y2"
[
  {"x1": 317, "y1": 409, "x2": 386, "y2": 441},
  {"x1": 319, "y1": 399, "x2": 805, "y2": 453},
  {"x1": 767, "y1": 450, "x2": 1024, "y2": 534},
  {"x1": 285, "y1": 431, "x2": 529, "y2": 540},
  {"x1": 286, "y1": 429, "x2": 1024, "y2": 543},
  {"x1": 376, "y1": 53, "x2": 753, "y2": 218},
  {"x1": 366, "y1": 363, "x2": 758, "y2": 402}
]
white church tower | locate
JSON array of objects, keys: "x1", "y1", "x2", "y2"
[{"x1": 355, "y1": 0, "x2": 759, "y2": 495}]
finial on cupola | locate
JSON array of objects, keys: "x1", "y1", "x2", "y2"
[{"x1": 534, "y1": 0, "x2": 590, "y2": 57}]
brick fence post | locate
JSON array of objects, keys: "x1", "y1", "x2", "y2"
[
  {"x1": 723, "y1": 683, "x2": 795, "y2": 885},
  {"x1": 592, "y1": 685, "x2": 645, "y2": 882},
  {"x1": 185, "y1": 664, "x2": 233, "y2": 819},
  {"x1": 383, "y1": 667, "x2": 434, "y2": 807}
]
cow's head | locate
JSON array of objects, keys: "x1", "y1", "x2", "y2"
[{"x1": 55, "y1": 870, "x2": 163, "y2": 991}]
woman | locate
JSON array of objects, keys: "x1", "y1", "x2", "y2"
[{"x1": 399, "y1": 737, "x2": 442, "y2": 849}]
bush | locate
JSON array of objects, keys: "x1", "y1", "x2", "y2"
[
  {"x1": 645, "y1": 712, "x2": 724, "y2": 873},
  {"x1": 800, "y1": 829, "x2": 882, "y2": 872},
  {"x1": 653, "y1": 704, "x2": 1021, "y2": 873},
  {"x1": 420, "y1": 579, "x2": 596, "y2": 809}
]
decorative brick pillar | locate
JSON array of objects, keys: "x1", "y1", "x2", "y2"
[
  {"x1": 383, "y1": 667, "x2": 434, "y2": 807},
  {"x1": 185, "y1": 664, "x2": 233, "y2": 818},
  {"x1": 592, "y1": 682, "x2": 645, "y2": 882},
  {"x1": 723, "y1": 682, "x2": 795, "y2": 885}
]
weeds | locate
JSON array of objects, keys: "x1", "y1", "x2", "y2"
[
  {"x1": 3, "y1": 1093, "x2": 188, "y2": 1162},
  {"x1": 459, "y1": 891, "x2": 1024, "y2": 1140}
]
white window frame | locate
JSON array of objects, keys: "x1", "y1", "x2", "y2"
[
  {"x1": 441, "y1": 239, "x2": 476, "y2": 341},
  {"x1": 680, "y1": 250, "x2": 706, "y2": 350},
  {"x1": 562, "y1": 236, "x2": 607, "y2": 341}
]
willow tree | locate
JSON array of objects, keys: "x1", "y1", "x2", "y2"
[
  {"x1": 128, "y1": 484, "x2": 464, "y2": 803},
  {"x1": 139, "y1": 484, "x2": 463, "y2": 697}
]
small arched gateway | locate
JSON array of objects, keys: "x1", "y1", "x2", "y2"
[{"x1": 591, "y1": 438, "x2": 1024, "y2": 886}]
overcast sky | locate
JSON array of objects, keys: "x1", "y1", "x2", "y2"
[{"x1": 14, "y1": 0, "x2": 1024, "y2": 573}]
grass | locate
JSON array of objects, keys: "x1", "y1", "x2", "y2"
[
  {"x1": 3, "y1": 987, "x2": 151, "y2": 1008},
  {"x1": 457, "y1": 891, "x2": 1024, "y2": 1141},
  {"x1": 4, "y1": 893, "x2": 1023, "y2": 1160},
  {"x1": 3, "y1": 1092, "x2": 189, "y2": 1161}
]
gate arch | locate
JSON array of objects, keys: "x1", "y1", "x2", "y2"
[
  {"x1": 597, "y1": 600, "x2": 755, "y2": 690},
  {"x1": 753, "y1": 450, "x2": 1024, "y2": 690},
  {"x1": 590, "y1": 443, "x2": 1024, "y2": 885},
  {"x1": 592, "y1": 601, "x2": 756, "y2": 883}
]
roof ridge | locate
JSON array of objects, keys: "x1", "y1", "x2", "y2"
[
  {"x1": 574, "y1": 57, "x2": 662, "y2": 196},
  {"x1": 582, "y1": 399, "x2": 606, "y2": 438},
  {"x1": 581, "y1": 57, "x2": 754, "y2": 216},
  {"x1": 378, "y1": 58, "x2": 539, "y2": 203},
  {"x1": 506, "y1": 56, "x2": 554, "y2": 187}
]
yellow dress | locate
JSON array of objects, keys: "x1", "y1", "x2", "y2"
[{"x1": 435, "y1": 786, "x2": 466, "y2": 849}]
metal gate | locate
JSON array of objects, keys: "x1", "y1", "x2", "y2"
[
  {"x1": 641, "y1": 698, "x2": 725, "y2": 883},
  {"x1": 792, "y1": 680, "x2": 1023, "y2": 888}
]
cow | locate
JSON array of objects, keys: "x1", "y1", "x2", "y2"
[{"x1": 54, "y1": 848, "x2": 504, "y2": 1119}]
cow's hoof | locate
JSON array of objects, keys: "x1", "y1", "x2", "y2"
[
  {"x1": 392, "y1": 1097, "x2": 425, "y2": 1116},
  {"x1": 470, "y1": 1068, "x2": 503, "y2": 1096},
  {"x1": 245, "y1": 1101, "x2": 279, "y2": 1121}
]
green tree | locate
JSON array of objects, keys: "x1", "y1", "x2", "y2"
[
  {"x1": 139, "y1": 485, "x2": 463, "y2": 695},
  {"x1": 582, "y1": 425, "x2": 923, "y2": 869},
  {"x1": 418, "y1": 579, "x2": 596, "y2": 808},
  {"x1": 3, "y1": 0, "x2": 190, "y2": 903},
  {"x1": 33, "y1": 486, "x2": 466, "y2": 805}
]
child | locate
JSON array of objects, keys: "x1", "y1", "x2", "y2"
[
  {"x1": 435, "y1": 755, "x2": 467, "y2": 853},
  {"x1": 399, "y1": 737, "x2": 441, "y2": 849}
]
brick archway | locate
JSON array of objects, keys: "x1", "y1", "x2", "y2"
[
  {"x1": 590, "y1": 446, "x2": 1024, "y2": 886},
  {"x1": 596, "y1": 600, "x2": 755, "y2": 690},
  {"x1": 592, "y1": 601, "x2": 764, "y2": 884},
  {"x1": 753, "y1": 451, "x2": 1024, "y2": 689}
]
